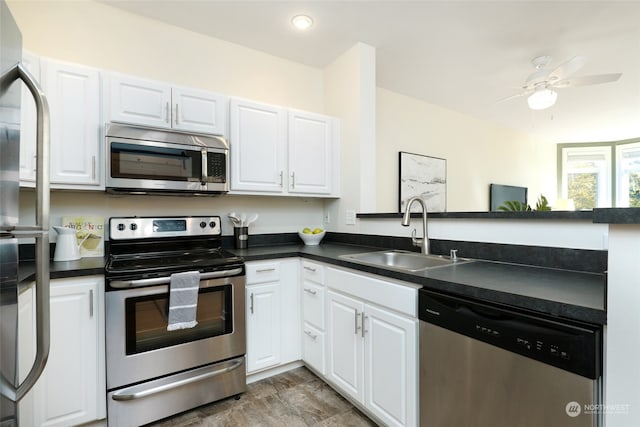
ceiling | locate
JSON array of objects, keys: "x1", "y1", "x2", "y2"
[{"x1": 100, "y1": 0, "x2": 640, "y2": 143}]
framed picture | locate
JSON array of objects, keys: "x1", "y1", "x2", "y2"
[{"x1": 398, "y1": 151, "x2": 446, "y2": 213}]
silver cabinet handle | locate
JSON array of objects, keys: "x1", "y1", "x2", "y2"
[
  {"x1": 303, "y1": 266, "x2": 317, "y2": 272},
  {"x1": 91, "y1": 155, "x2": 96, "y2": 180},
  {"x1": 112, "y1": 358, "x2": 243, "y2": 401},
  {"x1": 0, "y1": 63, "x2": 51, "y2": 403},
  {"x1": 354, "y1": 310, "x2": 360, "y2": 335},
  {"x1": 250, "y1": 293, "x2": 254, "y2": 314},
  {"x1": 89, "y1": 289, "x2": 94, "y2": 318},
  {"x1": 279, "y1": 171, "x2": 283, "y2": 187},
  {"x1": 362, "y1": 313, "x2": 367, "y2": 338},
  {"x1": 291, "y1": 171, "x2": 296, "y2": 189},
  {"x1": 256, "y1": 268, "x2": 276, "y2": 273},
  {"x1": 165, "y1": 101, "x2": 170, "y2": 124},
  {"x1": 175, "y1": 103, "x2": 179, "y2": 125},
  {"x1": 303, "y1": 288, "x2": 317, "y2": 295},
  {"x1": 304, "y1": 330, "x2": 317, "y2": 340}
]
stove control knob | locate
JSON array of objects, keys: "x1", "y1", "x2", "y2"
[
  {"x1": 199, "y1": 221, "x2": 207, "y2": 229},
  {"x1": 117, "y1": 223, "x2": 125, "y2": 231},
  {"x1": 130, "y1": 223, "x2": 137, "y2": 231},
  {"x1": 209, "y1": 221, "x2": 216, "y2": 228}
]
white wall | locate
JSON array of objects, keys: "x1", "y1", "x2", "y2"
[
  {"x1": 376, "y1": 88, "x2": 557, "y2": 213},
  {"x1": 604, "y1": 225, "x2": 640, "y2": 426},
  {"x1": 7, "y1": 0, "x2": 324, "y2": 111}
]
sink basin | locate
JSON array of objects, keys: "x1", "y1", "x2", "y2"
[{"x1": 339, "y1": 250, "x2": 471, "y2": 272}]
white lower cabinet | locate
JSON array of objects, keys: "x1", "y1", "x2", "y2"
[
  {"x1": 326, "y1": 267, "x2": 418, "y2": 427},
  {"x1": 246, "y1": 259, "x2": 300, "y2": 374},
  {"x1": 19, "y1": 275, "x2": 106, "y2": 427}
]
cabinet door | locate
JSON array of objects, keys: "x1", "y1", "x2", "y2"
[
  {"x1": 246, "y1": 282, "x2": 281, "y2": 373},
  {"x1": 44, "y1": 59, "x2": 101, "y2": 186},
  {"x1": 327, "y1": 290, "x2": 364, "y2": 404},
  {"x1": 229, "y1": 98, "x2": 287, "y2": 193},
  {"x1": 18, "y1": 284, "x2": 36, "y2": 426},
  {"x1": 288, "y1": 110, "x2": 333, "y2": 195},
  {"x1": 108, "y1": 73, "x2": 171, "y2": 128},
  {"x1": 172, "y1": 87, "x2": 227, "y2": 136},
  {"x1": 19, "y1": 51, "x2": 40, "y2": 185},
  {"x1": 364, "y1": 304, "x2": 418, "y2": 427},
  {"x1": 32, "y1": 276, "x2": 104, "y2": 427}
]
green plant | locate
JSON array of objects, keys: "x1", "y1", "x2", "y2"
[
  {"x1": 497, "y1": 200, "x2": 531, "y2": 211},
  {"x1": 535, "y1": 194, "x2": 551, "y2": 211},
  {"x1": 498, "y1": 194, "x2": 552, "y2": 212}
]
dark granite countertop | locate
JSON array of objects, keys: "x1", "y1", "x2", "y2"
[
  {"x1": 21, "y1": 242, "x2": 606, "y2": 325},
  {"x1": 229, "y1": 243, "x2": 606, "y2": 325}
]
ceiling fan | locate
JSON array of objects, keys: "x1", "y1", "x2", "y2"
[{"x1": 501, "y1": 55, "x2": 622, "y2": 110}]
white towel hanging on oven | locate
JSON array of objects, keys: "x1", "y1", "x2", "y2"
[{"x1": 167, "y1": 270, "x2": 200, "y2": 331}]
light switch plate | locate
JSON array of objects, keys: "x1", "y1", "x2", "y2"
[{"x1": 345, "y1": 210, "x2": 356, "y2": 225}]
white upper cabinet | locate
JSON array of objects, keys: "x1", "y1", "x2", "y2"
[
  {"x1": 229, "y1": 98, "x2": 340, "y2": 197},
  {"x1": 108, "y1": 73, "x2": 170, "y2": 128},
  {"x1": 19, "y1": 51, "x2": 40, "y2": 185},
  {"x1": 288, "y1": 110, "x2": 334, "y2": 195},
  {"x1": 106, "y1": 73, "x2": 228, "y2": 136},
  {"x1": 229, "y1": 98, "x2": 287, "y2": 193},
  {"x1": 43, "y1": 58, "x2": 102, "y2": 188},
  {"x1": 172, "y1": 86, "x2": 227, "y2": 135}
]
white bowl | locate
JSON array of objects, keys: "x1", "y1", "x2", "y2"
[{"x1": 298, "y1": 230, "x2": 326, "y2": 245}]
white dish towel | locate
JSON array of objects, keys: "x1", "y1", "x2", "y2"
[{"x1": 167, "y1": 271, "x2": 200, "y2": 331}]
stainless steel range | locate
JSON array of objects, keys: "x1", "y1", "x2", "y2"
[{"x1": 104, "y1": 216, "x2": 246, "y2": 427}]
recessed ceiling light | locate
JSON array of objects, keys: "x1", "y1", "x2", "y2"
[{"x1": 291, "y1": 14, "x2": 313, "y2": 31}]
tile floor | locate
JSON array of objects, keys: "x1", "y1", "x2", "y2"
[{"x1": 150, "y1": 367, "x2": 378, "y2": 426}]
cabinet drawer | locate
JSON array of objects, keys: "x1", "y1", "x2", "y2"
[
  {"x1": 302, "y1": 281, "x2": 325, "y2": 329},
  {"x1": 246, "y1": 262, "x2": 280, "y2": 284},
  {"x1": 302, "y1": 323, "x2": 325, "y2": 376},
  {"x1": 327, "y1": 267, "x2": 418, "y2": 317},
  {"x1": 302, "y1": 261, "x2": 325, "y2": 284}
]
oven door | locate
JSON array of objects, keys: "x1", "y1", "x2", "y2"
[
  {"x1": 106, "y1": 274, "x2": 245, "y2": 390},
  {"x1": 106, "y1": 138, "x2": 228, "y2": 193}
]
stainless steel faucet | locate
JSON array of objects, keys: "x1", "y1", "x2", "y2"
[{"x1": 401, "y1": 196, "x2": 429, "y2": 255}]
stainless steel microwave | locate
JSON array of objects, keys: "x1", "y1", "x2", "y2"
[{"x1": 105, "y1": 123, "x2": 229, "y2": 195}]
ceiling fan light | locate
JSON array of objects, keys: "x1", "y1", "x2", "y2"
[{"x1": 527, "y1": 88, "x2": 558, "y2": 110}]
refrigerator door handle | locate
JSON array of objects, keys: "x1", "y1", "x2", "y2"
[{"x1": 0, "y1": 62, "x2": 51, "y2": 402}]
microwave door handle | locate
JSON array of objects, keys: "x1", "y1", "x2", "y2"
[{"x1": 201, "y1": 149, "x2": 208, "y2": 185}]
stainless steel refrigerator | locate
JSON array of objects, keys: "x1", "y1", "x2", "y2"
[{"x1": 0, "y1": 1, "x2": 51, "y2": 425}]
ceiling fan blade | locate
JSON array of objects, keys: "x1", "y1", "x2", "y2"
[
  {"x1": 554, "y1": 73, "x2": 622, "y2": 88},
  {"x1": 496, "y1": 90, "x2": 531, "y2": 103},
  {"x1": 548, "y1": 55, "x2": 587, "y2": 82}
]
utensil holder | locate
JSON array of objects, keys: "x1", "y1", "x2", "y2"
[{"x1": 234, "y1": 226, "x2": 248, "y2": 249}]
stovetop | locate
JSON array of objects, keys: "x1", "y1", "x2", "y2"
[{"x1": 106, "y1": 216, "x2": 244, "y2": 279}]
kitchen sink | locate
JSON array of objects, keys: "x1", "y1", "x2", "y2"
[{"x1": 339, "y1": 250, "x2": 472, "y2": 272}]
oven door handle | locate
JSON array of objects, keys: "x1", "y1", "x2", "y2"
[
  {"x1": 109, "y1": 267, "x2": 244, "y2": 289},
  {"x1": 110, "y1": 358, "x2": 244, "y2": 401}
]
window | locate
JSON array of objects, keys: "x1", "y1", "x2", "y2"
[
  {"x1": 560, "y1": 146, "x2": 611, "y2": 209},
  {"x1": 617, "y1": 142, "x2": 640, "y2": 207},
  {"x1": 558, "y1": 139, "x2": 640, "y2": 208}
]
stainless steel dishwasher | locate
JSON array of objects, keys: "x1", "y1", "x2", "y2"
[{"x1": 419, "y1": 289, "x2": 602, "y2": 427}]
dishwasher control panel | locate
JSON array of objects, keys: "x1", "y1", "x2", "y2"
[{"x1": 419, "y1": 288, "x2": 602, "y2": 379}]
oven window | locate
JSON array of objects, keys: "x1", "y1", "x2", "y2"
[
  {"x1": 111, "y1": 142, "x2": 202, "y2": 182},
  {"x1": 124, "y1": 285, "x2": 233, "y2": 355}
]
